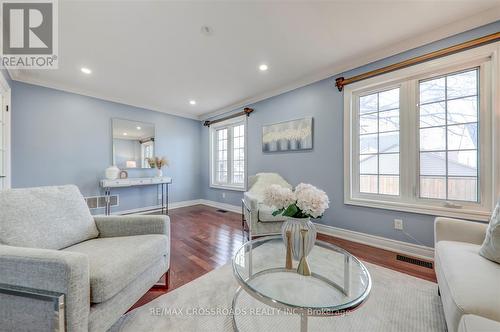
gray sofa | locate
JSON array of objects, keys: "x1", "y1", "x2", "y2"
[
  {"x1": 0, "y1": 185, "x2": 170, "y2": 332},
  {"x1": 434, "y1": 217, "x2": 500, "y2": 332}
]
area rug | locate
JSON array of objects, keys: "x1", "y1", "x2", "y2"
[{"x1": 110, "y1": 244, "x2": 446, "y2": 332}]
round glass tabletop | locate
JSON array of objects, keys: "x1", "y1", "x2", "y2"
[{"x1": 232, "y1": 235, "x2": 371, "y2": 315}]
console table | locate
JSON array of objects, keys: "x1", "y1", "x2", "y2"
[{"x1": 99, "y1": 177, "x2": 172, "y2": 215}]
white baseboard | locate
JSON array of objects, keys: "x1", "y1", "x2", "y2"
[
  {"x1": 105, "y1": 199, "x2": 241, "y2": 215},
  {"x1": 314, "y1": 223, "x2": 434, "y2": 260},
  {"x1": 101, "y1": 199, "x2": 201, "y2": 215},
  {"x1": 171, "y1": 199, "x2": 205, "y2": 210},
  {"x1": 109, "y1": 205, "x2": 165, "y2": 215},
  {"x1": 198, "y1": 199, "x2": 241, "y2": 213}
]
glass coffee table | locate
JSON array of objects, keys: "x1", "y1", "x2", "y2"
[{"x1": 231, "y1": 236, "x2": 371, "y2": 332}]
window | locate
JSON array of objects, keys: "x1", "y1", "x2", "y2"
[
  {"x1": 141, "y1": 141, "x2": 154, "y2": 168},
  {"x1": 344, "y1": 43, "x2": 498, "y2": 221},
  {"x1": 418, "y1": 69, "x2": 479, "y2": 202},
  {"x1": 215, "y1": 128, "x2": 228, "y2": 183},
  {"x1": 232, "y1": 124, "x2": 245, "y2": 184},
  {"x1": 359, "y1": 88, "x2": 400, "y2": 196},
  {"x1": 210, "y1": 117, "x2": 246, "y2": 190}
]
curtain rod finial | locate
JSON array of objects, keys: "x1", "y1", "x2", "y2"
[
  {"x1": 203, "y1": 120, "x2": 210, "y2": 127},
  {"x1": 243, "y1": 107, "x2": 254, "y2": 116},
  {"x1": 335, "y1": 77, "x2": 345, "y2": 92}
]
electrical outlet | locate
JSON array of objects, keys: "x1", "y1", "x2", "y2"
[
  {"x1": 222, "y1": 192, "x2": 226, "y2": 199},
  {"x1": 394, "y1": 219, "x2": 404, "y2": 230}
]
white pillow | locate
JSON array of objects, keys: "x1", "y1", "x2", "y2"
[{"x1": 479, "y1": 200, "x2": 500, "y2": 264}]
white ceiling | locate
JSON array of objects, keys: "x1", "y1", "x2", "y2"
[{"x1": 10, "y1": 1, "x2": 500, "y2": 120}]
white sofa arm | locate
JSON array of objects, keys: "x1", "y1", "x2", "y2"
[
  {"x1": 243, "y1": 192, "x2": 260, "y2": 210},
  {"x1": 434, "y1": 217, "x2": 488, "y2": 246},
  {"x1": 0, "y1": 245, "x2": 90, "y2": 332}
]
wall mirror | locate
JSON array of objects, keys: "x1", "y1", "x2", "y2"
[{"x1": 112, "y1": 118, "x2": 155, "y2": 169}]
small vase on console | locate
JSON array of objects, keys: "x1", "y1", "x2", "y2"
[
  {"x1": 146, "y1": 156, "x2": 168, "y2": 178},
  {"x1": 105, "y1": 165, "x2": 120, "y2": 180}
]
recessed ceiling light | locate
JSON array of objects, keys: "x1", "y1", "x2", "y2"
[
  {"x1": 189, "y1": 100, "x2": 196, "y2": 105},
  {"x1": 136, "y1": 126, "x2": 141, "y2": 130},
  {"x1": 259, "y1": 64, "x2": 268, "y2": 71},
  {"x1": 123, "y1": 132, "x2": 128, "y2": 136},
  {"x1": 81, "y1": 67, "x2": 92, "y2": 74}
]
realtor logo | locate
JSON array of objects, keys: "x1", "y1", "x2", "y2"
[{"x1": 0, "y1": 0, "x2": 58, "y2": 68}]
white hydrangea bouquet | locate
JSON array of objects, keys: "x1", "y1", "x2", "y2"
[
  {"x1": 263, "y1": 183, "x2": 330, "y2": 268},
  {"x1": 264, "y1": 183, "x2": 329, "y2": 219}
]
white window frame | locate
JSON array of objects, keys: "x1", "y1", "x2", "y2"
[
  {"x1": 209, "y1": 115, "x2": 247, "y2": 191},
  {"x1": 344, "y1": 42, "x2": 500, "y2": 221},
  {"x1": 140, "y1": 140, "x2": 154, "y2": 168},
  {"x1": 0, "y1": 71, "x2": 10, "y2": 190}
]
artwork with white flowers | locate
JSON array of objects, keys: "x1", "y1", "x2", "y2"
[{"x1": 262, "y1": 117, "x2": 313, "y2": 152}]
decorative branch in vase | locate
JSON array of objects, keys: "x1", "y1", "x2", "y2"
[
  {"x1": 146, "y1": 157, "x2": 169, "y2": 177},
  {"x1": 264, "y1": 183, "x2": 329, "y2": 275}
]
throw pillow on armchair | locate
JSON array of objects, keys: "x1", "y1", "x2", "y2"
[{"x1": 479, "y1": 200, "x2": 500, "y2": 264}]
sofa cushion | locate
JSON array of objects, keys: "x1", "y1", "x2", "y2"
[
  {"x1": 479, "y1": 199, "x2": 500, "y2": 264},
  {"x1": 458, "y1": 314, "x2": 500, "y2": 332},
  {"x1": 258, "y1": 204, "x2": 287, "y2": 223},
  {"x1": 436, "y1": 241, "x2": 500, "y2": 325},
  {"x1": 64, "y1": 234, "x2": 168, "y2": 303},
  {"x1": 0, "y1": 185, "x2": 99, "y2": 250}
]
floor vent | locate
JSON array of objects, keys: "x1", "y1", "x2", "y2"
[
  {"x1": 85, "y1": 195, "x2": 119, "y2": 209},
  {"x1": 85, "y1": 197, "x2": 98, "y2": 209},
  {"x1": 396, "y1": 255, "x2": 433, "y2": 269},
  {"x1": 97, "y1": 195, "x2": 118, "y2": 208},
  {"x1": 216, "y1": 209, "x2": 228, "y2": 213}
]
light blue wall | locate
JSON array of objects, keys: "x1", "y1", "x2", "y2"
[
  {"x1": 12, "y1": 81, "x2": 202, "y2": 214},
  {"x1": 201, "y1": 21, "x2": 500, "y2": 247}
]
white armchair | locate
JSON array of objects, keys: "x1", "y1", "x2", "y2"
[
  {"x1": 434, "y1": 217, "x2": 500, "y2": 331},
  {"x1": 242, "y1": 173, "x2": 292, "y2": 239}
]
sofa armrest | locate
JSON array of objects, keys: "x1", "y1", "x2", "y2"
[
  {"x1": 434, "y1": 217, "x2": 488, "y2": 246},
  {"x1": 0, "y1": 245, "x2": 90, "y2": 332},
  {"x1": 94, "y1": 215, "x2": 170, "y2": 238},
  {"x1": 244, "y1": 192, "x2": 261, "y2": 210}
]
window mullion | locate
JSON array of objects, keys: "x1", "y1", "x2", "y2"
[
  {"x1": 213, "y1": 130, "x2": 217, "y2": 185},
  {"x1": 377, "y1": 93, "x2": 380, "y2": 194},
  {"x1": 401, "y1": 80, "x2": 418, "y2": 203},
  {"x1": 228, "y1": 126, "x2": 233, "y2": 185},
  {"x1": 444, "y1": 75, "x2": 449, "y2": 200},
  {"x1": 479, "y1": 62, "x2": 493, "y2": 209}
]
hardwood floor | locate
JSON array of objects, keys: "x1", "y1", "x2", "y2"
[
  {"x1": 130, "y1": 205, "x2": 435, "y2": 310},
  {"x1": 130, "y1": 205, "x2": 244, "y2": 310},
  {"x1": 317, "y1": 234, "x2": 436, "y2": 282}
]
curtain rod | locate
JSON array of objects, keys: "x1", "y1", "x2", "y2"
[
  {"x1": 203, "y1": 107, "x2": 254, "y2": 127},
  {"x1": 335, "y1": 32, "x2": 500, "y2": 92}
]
